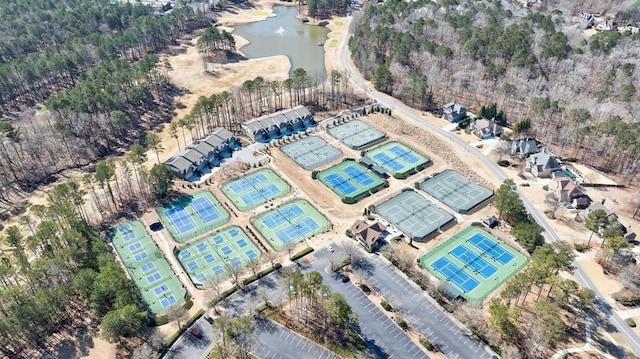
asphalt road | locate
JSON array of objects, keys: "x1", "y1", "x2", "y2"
[
  {"x1": 303, "y1": 245, "x2": 430, "y2": 359},
  {"x1": 364, "y1": 253, "x2": 494, "y2": 359},
  {"x1": 339, "y1": 28, "x2": 640, "y2": 356}
]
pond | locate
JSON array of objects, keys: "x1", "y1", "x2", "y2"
[{"x1": 233, "y1": 6, "x2": 329, "y2": 79}]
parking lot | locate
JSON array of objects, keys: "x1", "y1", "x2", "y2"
[
  {"x1": 365, "y1": 253, "x2": 495, "y2": 359},
  {"x1": 302, "y1": 245, "x2": 429, "y2": 359},
  {"x1": 252, "y1": 316, "x2": 341, "y2": 359}
]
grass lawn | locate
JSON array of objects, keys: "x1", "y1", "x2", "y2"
[
  {"x1": 250, "y1": 10, "x2": 273, "y2": 17},
  {"x1": 329, "y1": 39, "x2": 338, "y2": 48}
]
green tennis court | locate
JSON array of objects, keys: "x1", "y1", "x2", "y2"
[
  {"x1": 157, "y1": 190, "x2": 230, "y2": 242},
  {"x1": 418, "y1": 226, "x2": 527, "y2": 301},
  {"x1": 176, "y1": 226, "x2": 261, "y2": 288},
  {"x1": 363, "y1": 141, "x2": 431, "y2": 179},
  {"x1": 327, "y1": 119, "x2": 387, "y2": 150},
  {"x1": 221, "y1": 169, "x2": 291, "y2": 212},
  {"x1": 110, "y1": 220, "x2": 186, "y2": 314},
  {"x1": 316, "y1": 160, "x2": 387, "y2": 204},
  {"x1": 420, "y1": 170, "x2": 493, "y2": 213},
  {"x1": 252, "y1": 199, "x2": 330, "y2": 251}
]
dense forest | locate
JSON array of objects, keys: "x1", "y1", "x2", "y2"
[
  {"x1": 350, "y1": 0, "x2": 640, "y2": 179},
  {"x1": 0, "y1": 182, "x2": 150, "y2": 358}
]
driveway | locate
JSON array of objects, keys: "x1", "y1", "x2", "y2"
[
  {"x1": 364, "y1": 253, "x2": 494, "y2": 359},
  {"x1": 302, "y1": 245, "x2": 429, "y2": 359},
  {"x1": 252, "y1": 315, "x2": 341, "y2": 359}
]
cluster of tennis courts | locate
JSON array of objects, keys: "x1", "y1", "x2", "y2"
[
  {"x1": 251, "y1": 199, "x2": 330, "y2": 251},
  {"x1": 110, "y1": 221, "x2": 186, "y2": 313},
  {"x1": 280, "y1": 136, "x2": 342, "y2": 170},
  {"x1": 157, "y1": 191, "x2": 230, "y2": 242},
  {"x1": 316, "y1": 160, "x2": 386, "y2": 203},
  {"x1": 363, "y1": 141, "x2": 431, "y2": 179},
  {"x1": 419, "y1": 226, "x2": 526, "y2": 301},
  {"x1": 176, "y1": 226, "x2": 261, "y2": 287},
  {"x1": 375, "y1": 190, "x2": 454, "y2": 241},
  {"x1": 327, "y1": 119, "x2": 387, "y2": 150},
  {"x1": 420, "y1": 170, "x2": 493, "y2": 214},
  {"x1": 221, "y1": 169, "x2": 290, "y2": 211}
]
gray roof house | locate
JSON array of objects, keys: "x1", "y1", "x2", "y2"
[
  {"x1": 581, "y1": 201, "x2": 636, "y2": 241},
  {"x1": 511, "y1": 139, "x2": 538, "y2": 157},
  {"x1": 471, "y1": 119, "x2": 504, "y2": 139},
  {"x1": 442, "y1": 102, "x2": 467, "y2": 122},
  {"x1": 579, "y1": 12, "x2": 595, "y2": 29},
  {"x1": 596, "y1": 19, "x2": 617, "y2": 31},
  {"x1": 626, "y1": 25, "x2": 640, "y2": 34},
  {"x1": 191, "y1": 140, "x2": 217, "y2": 159},
  {"x1": 241, "y1": 105, "x2": 314, "y2": 142},
  {"x1": 526, "y1": 152, "x2": 561, "y2": 178},
  {"x1": 165, "y1": 156, "x2": 197, "y2": 180},
  {"x1": 176, "y1": 148, "x2": 207, "y2": 168}
]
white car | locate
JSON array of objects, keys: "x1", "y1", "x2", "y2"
[{"x1": 327, "y1": 245, "x2": 334, "y2": 252}]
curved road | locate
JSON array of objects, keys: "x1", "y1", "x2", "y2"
[{"x1": 337, "y1": 20, "x2": 640, "y2": 357}]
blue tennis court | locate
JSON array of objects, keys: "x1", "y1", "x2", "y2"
[
  {"x1": 180, "y1": 250, "x2": 191, "y2": 259},
  {"x1": 140, "y1": 262, "x2": 156, "y2": 273},
  {"x1": 147, "y1": 272, "x2": 162, "y2": 284},
  {"x1": 154, "y1": 284, "x2": 169, "y2": 295},
  {"x1": 213, "y1": 265, "x2": 224, "y2": 275},
  {"x1": 236, "y1": 239, "x2": 248, "y2": 248},
  {"x1": 229, "y1": 257, "x2": 241, "y2": 265},
  {"x1": 324, "y1": 173, "x2": 357, "y2": 195},
  {"x1": 240, "y1": 184, "x2": 281, "y2": 206},
  {"x1": 432, "y1": 257, "x2": 479, "y2": 293},
  {"x1": 134, "y1": 251, "x2": 148, "y2": 261},
  {"x1": 261, "y1": 204, "x2": 305, "y2": 229},
  {"x1": 204, "y1": 253, "x2": 215, "y2": 263},
  {"x1": 389, "y1": 145, "x2": 420, "y2": 164},
  {"x1": 468, "y1": 233, "x2": 515, "y2": 265},
  {"x1": 229, "y1": 228, "x2": 239, "y2": 236},
  {"x1": 192, "y1": 197, "x2": 222, "y2": 224},
  {"x1": 129, "y1": 242, "x2": 143, "y2": 252},
  {"x1": 229, "y1": 172, "x2": 268, "y2": 192},
  {"x1": 187, "y1": 261, "x2": 199, "y2": 271},
  {"x1": 275, "y1": 218, "x2": 320, "y2": 243},
  {"x1": 196, "y1": 273, "x2": 206, "y2": 283},
  {"x1": 118, "y1": 224, "x2": 137, "y2": 242},
  {"x1": 246, "y1": 249, "x2": 259, "y2": 260},
  {"x1": 450, "y1": 245, "x2": 497, "y2": 279},
  {"x1": 164, "y1": 205, "x2": 197, "y2": 234},
  {"x1": 373, "y1": 152, "x2": 403, "y2": 171},
  {"x1": 196, "y1": 242, "x2": 208, "y2": 252},
  {"x1": 213, "y1": 235, "x2": 224, "y2": 244},
  {"x1": 343, "y1": 164, "x2": 376, "y2": 186},
  {"x1": 221, "y1": 246, "x2": 233, "y2": 255},
  {"x1": 160, "y1": 295, "x2": 177, "y2": 308}
]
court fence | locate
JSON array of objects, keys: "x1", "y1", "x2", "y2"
[
  {"x1": 157, "y1": 192, "x2": 231, "y2": 243},
  {"x1": 222, "y1": 176, "x2": 291, "y2": 212}
]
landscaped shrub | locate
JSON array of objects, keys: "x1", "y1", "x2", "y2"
[
  {"x1": 497, "y1": 160, "x2": 510, "y2": 167},
  {"x1": 345, "y1": 229, "x2": 353, "y2": 238},
  {"x1": 152, "y1": 315, "x2": 169, "y2": 326},
  {"x1": 183, "y1": 300, "x2": 194, "y2": 310},
  {"x1": 420, "y1": 338, "x2": 436, "y2": 351},
  {"x1": 380, "y1": 301, "x2": 393, "y2": 312},
  {"x1": 627, "y1": 318, "x2": 637, "y2": 327},
  {"x1": 291, "y1": 247, "x2": 314, "y2": 261},
  {"x1": 396, "y1": 317, "x2": 408, "y2": 330},
  {"x1": 574, "y1": 243, "x2": 589, "y2": 252},
  {"x1": 359, "y1": 283, "x2": 371, "y2": 294}
]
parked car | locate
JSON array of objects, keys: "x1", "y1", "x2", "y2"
[
  {"x1": 149, "y1": 222, "x2": 163, "y2": 231},
  {"x1": 327, "y1": 245, "x2": 334, "y2": 252},
  {"x1": 335, "y1": 272, "x2": 350, "y2": 283},
  {"x1": 187, "y1": 327, "x2": 202, "y2": 338}
]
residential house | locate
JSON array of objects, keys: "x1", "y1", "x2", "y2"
[
  {"x1": 626, "y1": 25, "x2": 640, "y2": 34},
  {"x1": 351, "y1": 219, "x2": 387, "y2": 251},
  {"x1": 579, "y1": 12, "x2": 595, "y2": 28},
  {"x1": 508, "y1": 138, "x2": 538, "y2": 157},
  {"x1": 526, "y1": 152, "x2": 561, "y2": 178},
  {"x1": 165, "y1": 127, "x2": 239, "y2": 180},
  {"x1": 596, "y1": 19, "x2": 617, "y2": 31},
  {"x1": 442, "y1": 102, "x2": 467, "y2": 122},
  {"x1": 165, "y1": 156, "x2": 197, "y2": 180},
  {"x1": 551, "y1": 171, "x2": 586, "y2": 202},
  {"x1": 471, "y1": 119, "x2": 504, "y2": 139},
  {"x1": 241, "y1": 105, "x2": 315, "y2": 142},
  {"x1": 582, "y1": 201, "x2": 636, "y2": 241}
]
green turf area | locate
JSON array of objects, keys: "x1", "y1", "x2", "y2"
[
  {"x1": 252, "y1": 199, "x2": 331, "y2": 251},
  {"x1": 363, "y1": 141, "x2": 431, "y2": 179},
  {"x1": 156, "y1": 190, "x2": 230, "y2": 243},
  {"x1": 110, "y1": 220, "x2": 186, "y2": 314},
  {"x1": 176, "y1": 226, "x2": 262, "y2": 288},
  {"x1": 221, "y1": 169, "x2": 291, "y2": 212},
  {"x1": 316, "y1": 160, "x2": 386, "y2": 204},
  {"x1": 419, "y1": 226, "x2": 527, "y2": 301}
]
